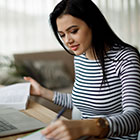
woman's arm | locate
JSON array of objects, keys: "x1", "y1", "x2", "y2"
[
  {"x1": 41, "y1": 118, "x2": 109, "y2": 140},
  {"x1": 106, "y1": 49, "x2": 140, "y2": 137},
  {"x1": 24, "y1": 77, "x2": 73, "y2": 109},
  {"x1": 24, "y1": 77, "x2": 54, "y2": 101}
]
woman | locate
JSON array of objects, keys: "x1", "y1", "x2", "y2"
[{"x1": 24, "y1": 0, "x2": 140, "y2": 139}]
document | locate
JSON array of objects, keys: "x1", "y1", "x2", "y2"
[
  {"x1": 0, "y1": 82, "x2": 30, "y2": 110},
  {"x1": 17, "y1": 130, "x2": 93, "y2": 140},
  {"x1": 17, "y1": 130, "x2": 48, "y2": 140}
]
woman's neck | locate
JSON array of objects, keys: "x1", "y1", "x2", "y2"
[
  {"x1": 85, "y1": 44, "x2": 110, "y2": 60},
  {"x1": 85, "y1": 47, "x2": 96, "y2": 60}
]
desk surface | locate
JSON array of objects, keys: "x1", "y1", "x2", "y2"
[
  {"x1": 1, "y1": 100, "x2": 106, "y2": 140},
  {"x1": 0, "y1": 100, "x2": 66, "y2": 140}
]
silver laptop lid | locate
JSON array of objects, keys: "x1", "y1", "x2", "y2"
[{"x1": 0, "y1": 107, "x2": 46, "y2": 137}]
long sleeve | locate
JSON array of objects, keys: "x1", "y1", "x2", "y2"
[
  {"x1": 106, "y1": 48, "x2": 140, "y2": 137},
  {"x1": 72, "y1": 45, "x2": 140, "y2": 139},
  {"x1": 53, "y1": 91, "x2": 73, "y2": 109}
]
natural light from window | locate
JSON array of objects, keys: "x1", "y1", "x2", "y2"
[{"x1": 0, "y1": 0, "x2": 139, "y2": 55}]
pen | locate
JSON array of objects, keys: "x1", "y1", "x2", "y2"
[
  {"x1": 40, "y1": 107, "x2": 67, "y2": 140},
  {"x1": 51, "y1": 107, "x2": 91, "y2": 140},
  {"x1": 52, "y1": 106, "x2": 67, "y2": 122}
]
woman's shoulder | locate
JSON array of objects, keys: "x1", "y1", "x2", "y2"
[{"x1": 112, "y1": 43, "x2": 139, "y2": 61}]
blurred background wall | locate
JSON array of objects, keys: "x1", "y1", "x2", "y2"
[{"x1": 0, "y1": 0, "x2": 140, "y2": 55}]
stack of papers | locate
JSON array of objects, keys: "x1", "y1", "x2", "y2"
[{"x1": 0, "y1": 82, "x2": 30, "y2": 110}]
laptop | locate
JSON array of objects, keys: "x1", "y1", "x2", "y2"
[{"x1": 0, "y1": 107, "x2": 46, "y2": 137}]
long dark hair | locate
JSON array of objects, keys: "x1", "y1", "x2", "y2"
[{"x1": 50, "y1": 0, "x2": 140, "y2": 85}]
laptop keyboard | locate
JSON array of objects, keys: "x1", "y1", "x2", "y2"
[{"x1": 0, "y1": 118, "x2": 17, "y2": 132}]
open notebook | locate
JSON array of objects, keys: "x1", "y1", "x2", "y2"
[{"x1": 0, "y1": 107, "x2": 46, "y2": 137}]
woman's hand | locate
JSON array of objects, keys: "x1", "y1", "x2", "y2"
[
  {"x1": 41, "y1": 120, "x2": 85, "y2": 140},
  {"x1": 24, "y1": 76, "x2": 54, "y2": 100},
  {"x1": 41, "y1": 119, "x2": 108, "y2": 140},
  {"x1": 24, "y1": 76, "x2": 42, "y2": 96}
]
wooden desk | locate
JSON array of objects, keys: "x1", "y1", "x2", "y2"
[
  {"x1": 0, "y1": 100, "x2": 66, "y2": 140},
  {"x1": 0, "y1": 100, "x2": 106, "y2": 140}
]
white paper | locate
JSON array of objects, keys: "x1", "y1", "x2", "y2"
[
  {"x1": 17, "y1": 130, "x2": 89, "y2": 140},
  {"x1": 0, "y1": 82, "x2": 30, "y2": 110},
  {"x1": 17, "y1": 130, "x2": 49, "y2": 140}
]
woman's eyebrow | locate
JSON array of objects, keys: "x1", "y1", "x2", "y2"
[
  {"x1": 58, "y1": 25, "x2": 78, "y2": 33},
  {"x1": 66, "y1": 25, "x2": 78, "y2": 31}
]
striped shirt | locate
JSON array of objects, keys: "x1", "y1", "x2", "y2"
[{"x1": 53, "y1": 44, "x2": 140, "y2": 139}]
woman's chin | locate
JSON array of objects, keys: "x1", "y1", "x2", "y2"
[{"x1": 73, "y1": 50, "x2": 83, "y2": 56}]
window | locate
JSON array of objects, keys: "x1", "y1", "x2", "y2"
[
  {"x1": 93, "y1": 0, "x2": 140, "y2": 50},
  {"x1": 0, "y1": 0, "x2": 139, "y2": 55}
]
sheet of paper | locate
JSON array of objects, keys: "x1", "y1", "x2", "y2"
[
  {"x1": 17, "y1": 130, "x2": 50, "y2": 140},
  {"x1": 17, "y1": 130, "x2": 94, "y2": 140},
  {"x1": 0, "y1": 82, "x2": 30, "y2": 110}
]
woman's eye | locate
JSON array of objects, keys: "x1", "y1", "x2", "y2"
[
  {"x1": 60, "y1": 34, "x2": 65, "y2": 38},
  {"x1": 71, "y1": 29, "x2": 78, "y2": 34}
]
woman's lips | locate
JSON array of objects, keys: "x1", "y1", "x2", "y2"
[{"x1": 70, "y1": 45, "x2": 79, "y2": 51}]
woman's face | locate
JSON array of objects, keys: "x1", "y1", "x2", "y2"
[{"x1": 56, "y1": 14, "x2": 93, "y2": 56}]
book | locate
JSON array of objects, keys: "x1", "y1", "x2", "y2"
[{"x1": 0, "y1": 82, "x2": 30, "y2": 110}]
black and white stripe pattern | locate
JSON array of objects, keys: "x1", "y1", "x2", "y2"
[{"x1": 53, "y1": 45, "x2": 140, "y2": 139}]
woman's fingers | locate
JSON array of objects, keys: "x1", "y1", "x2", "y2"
[
  {"x1": 41, "y1": 120, "x2": 81, "y2": 140},
  {"x1": 24, "y1": 76, "x2": 35, "y2": 83},
  {"x1": 24, "y1": 76, "x2": 41, "y2": 96},
  {"x1": 24, "y1": 76, "x2": 31, "y2": 81},
  {"x1": 46, "y1": 124, "x2": 70, "y2": 139}
]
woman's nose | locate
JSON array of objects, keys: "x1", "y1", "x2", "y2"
[{"x1": 65, "y1": 35, "x2": 74, "y2": 45}]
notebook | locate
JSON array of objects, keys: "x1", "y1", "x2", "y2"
[{"x1": 0, "y1": 107, "x2": 46, "y2": 137}]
